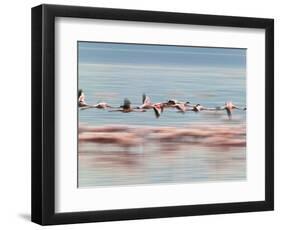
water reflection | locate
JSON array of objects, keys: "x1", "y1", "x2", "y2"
[{"x1": 78, "y1": 124, "x2": 246, "y2": 187}]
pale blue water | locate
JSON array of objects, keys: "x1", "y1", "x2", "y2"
[
  {"x1": 78, "y1": 42, "x2": 246, "y2": 187},
  {"x1": 79, "y1": 72, "x2": 246, "y2": 126}
]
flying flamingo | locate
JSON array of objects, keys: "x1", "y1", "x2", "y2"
[
  {"x1": 165, "y1": 99, "x2": 191, "y2": 113},
  {"x1": 137, "y1": 94, "x2": 154, "y2": 109},
  {"x1": 217, "y1": 101, "x2": 246, "y2": 119},
  {"x1": 153, "y1": 103, "x2": 165, "y2": 118},
  {"x1": 80, "y1": 102, "x2": 113, "y2": 110},
  {"x1": 137, "y1": 94, "x2": 166, "y2": 118},
  {"x1": 78, "y1": 89, "x2": 88, "y2": 107},
  {"x1": 109, "y1": 98, "x2": 146, "y2": 113}
]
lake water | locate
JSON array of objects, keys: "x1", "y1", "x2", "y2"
[{"x1": 78, "y1": 42, "x2": 246, "y2": 188}]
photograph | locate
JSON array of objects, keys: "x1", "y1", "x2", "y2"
[
  {"x1": 77, "y1": 41, "x2": 247, "y2": 188},
  {"x1": 31, "y1": 3, "x2": 274, "y2": 225}
]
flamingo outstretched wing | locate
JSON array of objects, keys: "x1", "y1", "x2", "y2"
[
  {"x1": 123, "y1": 98, "x2": 131, "y2": 110},
  {"x1": 142, "y1": 93, "x2": 151, "y2": 104},
  {"x1": 153, "y1": 107, "x2": 161, "y2": 118}
]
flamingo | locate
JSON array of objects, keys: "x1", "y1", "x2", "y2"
[
  {"x1": 80, "y1": 102, "x2": 113, "y2": 110},
  {"x1": 152, "y1": 103, "x2": 165, "y2": 118},
  {"x1": 109, "y1": 98, "x2": 146, "y2": 113},
  {"x1": 78, "y1": 89, "x2": 88, "y2": 107},
  {"x1": 165, "y1": 100, "x2": 191, "y2": 113},
  {"x1": 217, "y1": 101, "x2": 246, "y2": 119},
  {"x1": 166, "y1": 99, "x2": 190, "y2": 107},
  {"x1": 78, "y1": 89, "x2": 114, "y2": 110},
  {"x1": 137, "y1": 94, "x2": 154, "y2": 109},
  {"x1": 137, "y1": 94, "x2": 166, "y2": 118},
  {"x1": 191, "y1": 104, "x2": 215, "y2": 112}
]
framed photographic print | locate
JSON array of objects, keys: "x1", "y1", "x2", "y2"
[{"x1": 31, "y1": 4, "x2": 274, "y2": 225}]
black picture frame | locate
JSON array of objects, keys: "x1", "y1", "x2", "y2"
[{"x1": 31, "y1": 4, "x2": 274, "y2": 225}]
